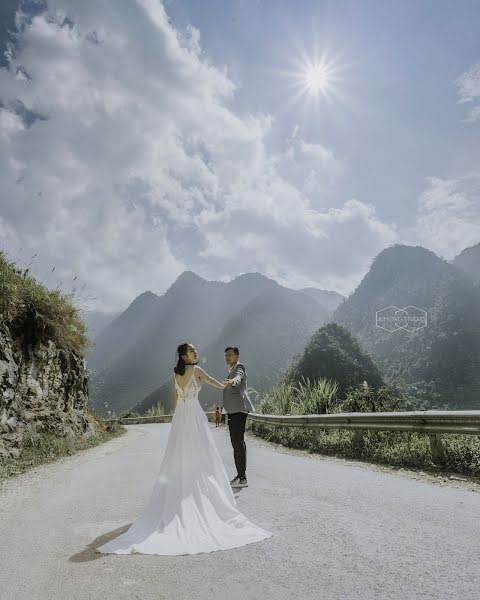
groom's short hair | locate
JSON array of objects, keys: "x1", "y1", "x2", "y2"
[{"x1": 225, "y1": 346, "x2": 239, "y2": 355}]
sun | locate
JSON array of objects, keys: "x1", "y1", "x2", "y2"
[
  {"x1": 281, "y1": 48, "x2": 347, "y2": 109},
  {"x1": 302, "y1": 62, "x2": 332, "y2": 95}
]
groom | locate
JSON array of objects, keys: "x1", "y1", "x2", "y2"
[{"x1": 223, "y1": 346, "x2": 254, "y2": 488}]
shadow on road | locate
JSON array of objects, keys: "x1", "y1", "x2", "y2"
[{"x1": 69, "y1": 524, "x2": 132, "y2": 562}]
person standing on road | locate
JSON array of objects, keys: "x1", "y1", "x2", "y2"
[{"x1": 223, "y1": 346, "x2": 254, "y2": 489}]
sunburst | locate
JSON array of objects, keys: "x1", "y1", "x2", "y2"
[
  {"x1": 302, "y1": 61, "x2": 333, "y2": 96},
  {"x1": 282, "y1": 48, "x2": 347, "y2": 110}
]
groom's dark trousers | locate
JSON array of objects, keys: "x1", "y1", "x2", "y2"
[{"x1": 227, "y1": 412, "x2": 248, "y2": 478}]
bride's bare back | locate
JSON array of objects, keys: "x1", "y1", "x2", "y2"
[{"x1": 173, "y1": 364, "x2": 225, "y2": 410}]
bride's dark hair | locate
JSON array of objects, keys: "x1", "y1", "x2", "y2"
[{"x1": 174, "y1": 342, "x2": 191, "y2": 376}]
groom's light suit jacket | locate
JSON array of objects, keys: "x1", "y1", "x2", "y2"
[{"x1": 222, "y1": 362, "x2": 255, "y2": 414}]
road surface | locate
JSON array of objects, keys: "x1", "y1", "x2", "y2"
[{"x1": 1, "y1": 423, "x2": 479, "y2": 600}]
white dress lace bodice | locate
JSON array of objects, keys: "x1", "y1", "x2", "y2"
[{"x1": 174, "y1": 368, "x2": 201, "y2": 404}]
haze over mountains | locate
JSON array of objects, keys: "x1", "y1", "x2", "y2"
[
  {"x1": 78, "y1": 308, "x2": 122, "y2": 347},
  {"x1": 331, "y1": 244, "x2": 480, "y2": 409},
  {"x1": 298, "y1": 288, "x2": 344, "y2": 312},
  {"x1": 87, "y1": 272, "x2": 340, "y2": 416}
]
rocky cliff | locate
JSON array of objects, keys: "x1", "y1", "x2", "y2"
[{"x1": 0, "y1": 322, "x2": 96, "y2": 461}]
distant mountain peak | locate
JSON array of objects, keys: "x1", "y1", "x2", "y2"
[
  {"x1": 231, "y1": 272, "x2": 278, "y2": 285},
  {"x1": 169, "y1": 270, "x2": 206, "y2": 288},
  {"x1": 163, "y1": 270, "x2": 207, "y2": 297},
  {"x1": 366, "y1": 244, "x2": 450, "y2": 281},
  {"x1": 375, "y1": 243, "x2": 443, "y2": 262},
  {"x1": 176, "y1": 270, "x2": 205, "y2": 283},
  {"x1": 128, "y1": 290, "x2": 159, "y2": 308},
  {"x1": 138, "y1": 290, "x2": 158, "y2": 299}
]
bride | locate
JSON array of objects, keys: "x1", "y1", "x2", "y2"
[{"x1": 96, "y1": 342, "x2": 272, "y2": 555}]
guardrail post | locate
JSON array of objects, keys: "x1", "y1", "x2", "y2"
[{"x1": 428, "y1": 433, "x2": 446, "y2": 465}]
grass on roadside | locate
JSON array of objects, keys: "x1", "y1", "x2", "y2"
[
  {"x1": 0, "y1": 420, "x2": 127, "y2": 481},
  {"x1": 247, "y1": 379, "x2": 480, "y2": 479}
]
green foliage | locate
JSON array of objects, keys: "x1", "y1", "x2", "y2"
[
  {"x1": 0, "y1": 250, "x2": 90, "y2": 355},
  {"x1": 260, "y1": 381, "x2": 297, "y2": 415},
  {"x1": 285, "y1": 323, "x2": 384, "y2": 399},
  {"x1": 145, "y1": 402, "x2": 166, "y2": 417},
  {"x1": 258, "y1": 378, "x2": 402, "y2": 415},
  {"x1": 336, "y1": 383, "x2": 403, "y2": 413},
  {"x1": 291, "y1": 377, "x2": 339, "y2": 414}
]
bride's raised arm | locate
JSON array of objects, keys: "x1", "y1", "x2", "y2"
[{"x1": 195, "y1": 366, "x2": 225, "y2": 389}]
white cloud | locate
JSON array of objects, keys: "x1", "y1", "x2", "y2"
[
  {"x1": 0, "y1": 0, "x2": 399, "y2": 310},
  {"x1": 272, "y1": 129, "x2": 343, "y2": 201},
  {"x1": 414, "y1": 173, "x2": 480, "y2": 259},
  {"x1": 455, "y1": 61, "x2": 480, "y2": 122}
]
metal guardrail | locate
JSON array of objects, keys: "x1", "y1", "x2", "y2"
[
  {"x1": 103, "y1": 411, "x2": 217, "y2": 425},
  {"x1": 246, "y1": 410, "x2": 480, "y2": 435},
  {"x1": 103, "y1": 410, "x2": 480, "y2": 434},
  {"x1": 101, "y1": 410, "x2": 480, "y2": 464}
]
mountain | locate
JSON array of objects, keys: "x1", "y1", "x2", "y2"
[
  {"x1": 131, "y1": 285, "x2": 329, "y2": 415},
  {"x1": 88, "y1": 272, "x2": 231, "y2": 416},
  {"x1": 330, "y1": 244, "x2": 480, "y2": 409},
  {"x1": 299, "y1": 288, "x2": 345, "y2": 312},
  {"x1": 285, "y1": 323, "x2": 384, "y2": 399},
  {"x1": 86, "y1": 290, "x2": 162, "y2": 375},
  {"x1": 451, "y1": 242, "x2": 480, "y2": 286},
  {"x1": 132, "y1": 379, "x2": 174, "y2": 417},
  {"x1": 96, "y1": 273, "x2": 329, "y2": 417}
]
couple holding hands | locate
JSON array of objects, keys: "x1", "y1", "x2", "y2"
[
  {"x1": 96, "y1": 341, "x2": 272, "y2": 557},
  {"x1": 173, "y1": 342, "x2": 254, "y2": 488}
]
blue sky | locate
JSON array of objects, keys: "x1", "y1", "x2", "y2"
[
  {"x1": 166, "y1": 0, "x2": 480, "y2": 223},
  {"x1": 0, "y1": 0, "x2": 479, "y2": 312}
]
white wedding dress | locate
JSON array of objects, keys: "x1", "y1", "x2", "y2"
[{"x1": 96, "y1": 367, "x2": 272, "y2": 555}]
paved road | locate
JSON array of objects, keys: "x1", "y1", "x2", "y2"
[{"x1": 1, "y1": 423, "x2": 479, "y2": 600}]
